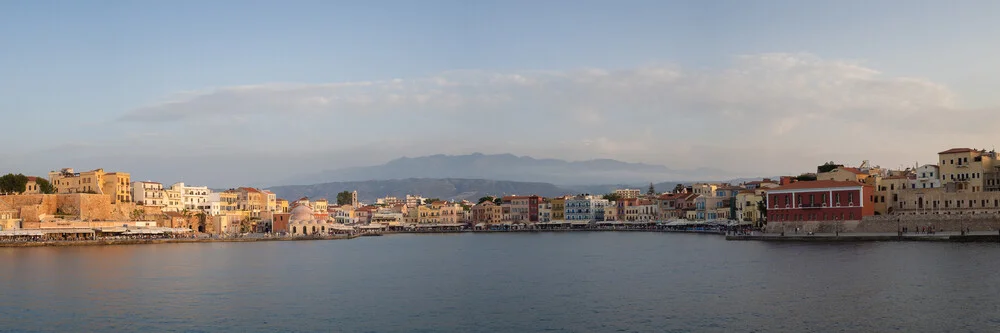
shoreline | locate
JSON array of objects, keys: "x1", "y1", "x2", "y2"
[
  {"x1": 0, "y1": 234, "x2": 359, "y2": 248},
  {"x1": 6, "y1": 229, "x2": 1000, "y2": 248}
]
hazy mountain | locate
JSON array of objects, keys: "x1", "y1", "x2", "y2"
[
  {"x1": 266, "y1": 178, "x2": 576, "y2": 203},
  {"x1": 282, "y1": 153, "x2": 731, "y2": 186}
]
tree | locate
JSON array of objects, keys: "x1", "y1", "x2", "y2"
[
  {"x1": 425, "y1": 198, "x2": 441, "y2": 204},
  {"x1": 35, "y1": 178, "x2": 56, "y2": 194},
  {"x1": 795, "y1": 173, "x2": 817, "y2": 181},
  {"x1": 602, "y1": 193, "x2": 621, "y2": 202},
  {"x1": 0, "y1": 173, "x2": 28, "y2": 194},
  {"x1": 756, "y1": 200, "x2": 768, "y2": 226},
  {"x1": 673, "y1": 184, "x2": 686, "y2": 193},
  {"x1": 336, "y1": 191, "x2": 352, "y2": 205},
  {"x1": 477, "y1": 196, "x2": 495, "y2": 204},
  {"x1": 493, "y1": 197, "x2": 503, "y2": 205},
  {"x1": 817, "y1": 161, "x2": 842, "y2": 173},
  {"x1": 647, "y1": 182, "x2": 656, "y2": 196}
]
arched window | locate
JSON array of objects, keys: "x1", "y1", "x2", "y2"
[{"x1": 292, "y1": 226, "x2": 296, "y2": 234}]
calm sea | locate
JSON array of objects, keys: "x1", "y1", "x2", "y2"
[{"x1": 1, "y1": 232, "x2": 999, "y2": 332}]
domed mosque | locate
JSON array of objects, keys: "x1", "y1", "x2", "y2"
[{"x1": 288, "y1": 203, "x2": 333, "y2": 236}]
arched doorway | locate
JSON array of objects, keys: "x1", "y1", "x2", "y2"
[{"x1": 292, "y1": 226, "x2": 296, "y2": 234}]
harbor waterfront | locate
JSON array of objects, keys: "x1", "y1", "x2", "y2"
[{"x1": 2, "y1": 232, "x2": 999, "y2": 332}]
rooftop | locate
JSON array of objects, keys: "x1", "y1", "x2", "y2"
[
  {"x1": 939, "y1": 148, "x2": 977, "y2": 154},
  {"x1": 771, "y1": 180, "x2": 866, "y2": 191}
]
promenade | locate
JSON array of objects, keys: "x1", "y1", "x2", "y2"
[
  {"x1": 0, "y1": 234, "x2": 359, "y2": 248},
  {"x1": 727, "y1": 231, "x2": 1000, "y2": 242}
]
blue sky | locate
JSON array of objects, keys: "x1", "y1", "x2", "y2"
[{"x1": 3, "y1": 0, "x2": 1000, "y2": 187}]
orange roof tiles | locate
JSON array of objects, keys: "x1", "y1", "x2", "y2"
[
  {"x1": 772, "y1": 180, "x2": 866, "y2": 190},
  {"x1": 939, "y1": 148, "x2": 977, "y2": 154}
]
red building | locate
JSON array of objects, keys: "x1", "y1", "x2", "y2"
[
  {"x1": 273, "y1": 213, "x2": 290, "y2": 233},
  {"x1": 766, "y1": 180, "x2": 874, "y2": 222}
]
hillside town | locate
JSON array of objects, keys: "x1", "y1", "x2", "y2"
[{"x1": 3, "y1": 147, "x2": 1000, "y2": 241}]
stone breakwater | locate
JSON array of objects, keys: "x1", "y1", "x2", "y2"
[
  {"x1": 0, "y1": 234, "x2": 358, "y2": 248},
  {"x1": 765, "y1": 214, "x2": 1000, "y2": 234}
]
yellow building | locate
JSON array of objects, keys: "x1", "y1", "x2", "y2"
[
  {"x1": 276, "y1": 198, "x2": 289, "y2": 213},
  {"x1": 236, "y1": 187, "x2": 266, "y2": 218},
  {"x1": 692, "y1": 184, "x2": 719, "y2": 197},
  {"x1": 603, "y1": 204, "x2": 618, "y2": 221},
  {"x1": 735, "y1": 190, "x2": 763, "y2": 225},
  {"x1": 938, "y1": 148, "x2": 995, "y2": 193},
  {"x1": 873, "y1": 175, "x2": 911, "y2": 215},
  {"x1": 48, "y1": 168, "x2": 131, "y2": 203},
  {"x1": 313, "y1": 199, "x2": 328, "y2": 214},
  {"x1": 550, "y1": 197, "x2": 566, "y2": 221}
]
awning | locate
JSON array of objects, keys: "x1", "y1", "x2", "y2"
[{"x1": 0, "y1": 230, "x2": 44, "y2": 236}]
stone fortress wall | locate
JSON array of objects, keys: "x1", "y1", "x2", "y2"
[{"x1": 766, "y1": 214, "x2": 1000, "y2": 233}]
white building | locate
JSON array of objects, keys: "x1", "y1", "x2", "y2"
[
  {"x1": 911, "y1": 164, "x2": 941, "y2": 189},
  {"x1": 168, "y1": 183, "x2": 212, "y2": 211},
  {"x1": 537, "y1": 202, "x2": 552, "y2": 222},
  {"x1": 565, "y1": 195, "x2": 610, "y2": 222},
  {"x1": 132, "y1": 181, "x2": 166, "y2": 208},
  {"x1": 614, "y1": 189, "x2": 641, "y2": 199},
  {"x1": 376, "y1": 196, "x2": 400, "y2": 205}
]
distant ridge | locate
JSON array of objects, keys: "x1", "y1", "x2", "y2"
[
  {"x1": 281, "y1": 153, "x2": 732, "y2": 186},
  {"x1": 266, "y1": 178, "x2": 577, "y2": 203}
]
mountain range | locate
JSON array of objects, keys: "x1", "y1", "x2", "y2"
[
  {"x1": 282, "y1": 153, "x2": 732, "y2": 186},
  {"x1": 266, "y1": 178, "x2": 576, "y2": 203}
]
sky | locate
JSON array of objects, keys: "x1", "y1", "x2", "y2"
[{"x1": 3, "y1": 0, "x2": 1000, "y2": 187}]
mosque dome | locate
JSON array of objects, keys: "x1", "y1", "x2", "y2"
[{"x1": 289, "y1": 204, "x2": 315, "y2": 223}]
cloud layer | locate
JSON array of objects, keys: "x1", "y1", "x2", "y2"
[{"x1": 46, "y1": 53, "x2": 996, "y2": 186}]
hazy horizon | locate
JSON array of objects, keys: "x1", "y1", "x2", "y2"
[{"x1": 4, "y1": 0, "x2": 1000, "y2": 187}]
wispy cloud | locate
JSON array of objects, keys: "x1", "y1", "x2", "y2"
[{"x1": 94, "y1": 53, "x2": 1000, "y2": 185}]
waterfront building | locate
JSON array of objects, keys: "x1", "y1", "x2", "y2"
[
  {"x1": 734, "y1": 190, "x2": 763, "y2": 225},
  {"x1": 564, "y1": 195, "x2": 609, "y2": 222},
  {"x1": 938, "y1": 148, "x2": 995, "y2": 193},
  {"x1": 236, "y1": 187, "x2": 267, "y2": 218},
  {"x1": 167, "y1": 182, "x2": 211, "y2": 211},
  {"x1": 164, "y1": 186, "x2": 183, "y2": 212},
  {"x1": 603, "y1": 203, "x2": 617, "y2": 221},
  {"x1": 205, "y1": 192, "x2": 238, "y2": 216},
  {"x1": 550, "y1": 197, "x2": 566, "y2": 221},
  {"x1": 263, "y1": 190, "x2": 277, "y2": 212},
  {"x1": 766, "y1": 180, "x2": 875, "y2": 222},
  {"x1": 911, "y1": 164, "x2": 941, "y2": 190},
  {"x1": 272, "y1": 213, "x2": 290, "y2": 233},
  {"x1": 471, "y1": 201, "x2": 503, "y2": 224},
  {"x1": 538, "y1": 201, "x2": 552, "y2": 222},
  {"x1": 133, "y1": 181, "x2": 166, "y2": 208},
  {"x1": 288, "y1": 203, "x2": 332, "y2": 236},
  {"x1": 893, "y1": 187, "x2": 1000, "y2": 215},
  {"x1": 874, "y1": 175, "x2": 911, "y2": 215},
  {"x1": 276, "y1": 198, "x2": 289, "y2": 213},
  {"x1": 48, "y1": 168, "x2": 132, "y2": 203}
]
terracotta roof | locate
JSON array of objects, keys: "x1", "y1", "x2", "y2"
[
  {"x1": 240, "y1": 187, "x2": 261, "y2": 193},
  {"x1": 26, "y1": 176, "x2": 37, "y2": 181},
  {"x1": 839, "y1": 167, "x2": 866, "y2": 175},
  {"x1": 771, "y1": 180, "x2": 866, "y2": 190},
  {"x1": 939, "y1": 148, "x2": 977, "y2": 154}
]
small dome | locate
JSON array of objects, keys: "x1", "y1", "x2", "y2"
[{"x1": 289, "y1": 204, "x2": 315, "y2": 223}]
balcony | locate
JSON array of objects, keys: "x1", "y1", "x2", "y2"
[{"x1": 800, "y1": 203, "x2": 824, "y2": 209}]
